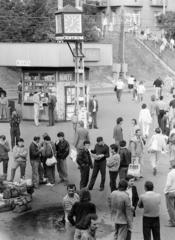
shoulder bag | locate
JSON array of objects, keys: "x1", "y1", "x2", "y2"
[{"x1": 46, "y1": 144, "x2": 57, "y2": 166}]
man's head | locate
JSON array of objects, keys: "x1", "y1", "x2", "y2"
[
  {"x1": 110, "y1": 144, "x2": 118, "y2": 155},
  {"x1": 42, "y1": 132, "x2": 49, "y2": 139},
  {"x1": 79, "y1": 188, "x2": 91, "y2": 202},
  {"x1": 126, "y1": 175, "x2": 135, "y2": 188},
  {"x1": 33, "y1": 136, "x2": 40, "y2": 143},
  {"x1": 144, "y1": 181, "x2": 154, "y2": 192},
  {"x1": 151, "y1": 95, "x2": 156, "y2": 102},
  {"x1": 67, "y1": 184, "x2": 76, "y2": 197},
  {"x1": 159, "y1": 96, "x2": 163, "y2": 100},
  {"x1": 57, "y1": 132, "x2": 64, "y2": 141},
  {"x1": 155, "y1": 127, "x2": 161, "y2": 134},
  {"x1": 142, "y1": 103, "x2": 147, "y2": 109},
  {"x1": 17, "y1": 138, "x2": 24, "y2": 147},
  {"x1": 131, "y1": 119, "x2": 137, "y2": 126},
  {"x1": 0, "y1": 135, "x2": 6, "y2": 142},
  {"x1": 117, "y1": 117, "x2": 123, "y2": 125},
  {"x1": 93, "y1": 95, "x2": 96, "y2": 100},
  {"x1": 96, "y1": 137, "x2": 104, "y2": 145},
  {"x1": 43, "y1": 135, "x2": 51, "y2": 142},
  {"x1": 118, "y1": 180, "x2": 128, "y2": 191},
  {"x1": 84, "y1": 140, "x2": 90, "y2": 150},
  {"x1": 120, "y1": 140, "x2": 126, "y2": 148}
]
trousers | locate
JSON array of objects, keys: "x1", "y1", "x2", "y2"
[
  {"x1": 91, "y1": 112, "x2": 97, "y2": 128},
  {"x1": 11, "y1": 161, "x2": 26, "y2": 181},
  {"x1": 48, "y1": 107, "x2": 55, "y2": 126},
  {"x1": 150, "y1": 151, "x2": 161, "y2": 169},
  {"x1": 88, "y1": 160, "x2": 106, "y2": 190},
  {"x1": 10, "y1": 127, "x2": 20, "y2": 149},
  {"x1": 114, "y1": 224, "x2": 128, "y2": 240},
  {"x1": 109, "y1": 171, "x2": 118, "y2": 192},
  {"x1": 143, "y1": 216, "x2": 160, "y2": 240},
  {"x1": 165, "y1": 192, "x2": 175, "y2": 225},
  {"x1": 57, "y1": 158, "x2": 68, "y2": 181},
  {"x1": 80, "y1": 165, "x2": 90, "y2": 189},
  {"x1": 30, "y1": 160, "x2": 44, "y2": 188},
  {"x1": 0, "y1": 159, "x2": 9, "y2": 176},
  {"x1": 74, "y1": 229, "x2": 94, "y2": 240},
  {"x1": 46, "y1": 165, "x2": 55, "y2": 184},
  {"x1": 34, "y1": 104, "x2": 39, "y2": 126},
  {"x1": 116, "y1": 90, "x2": 122, "y2": 102},
  {"x1": 141, "y1": 122, "x2": 150, "y2": 137},
  {"x1": 119, "y1": 167, "x2": 128, "y2": 180}
]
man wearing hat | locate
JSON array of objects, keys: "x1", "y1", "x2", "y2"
[{"x1": 164, "y1": 159, "x2": 175, "y2": 227}]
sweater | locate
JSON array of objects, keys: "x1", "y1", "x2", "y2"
[
  {"x1": 29, "y1": 141, "x2": 41, "y2": 161},
  {"x1": 13, "y1": 145, "x2": 28, "y2": 162},
  {"x1": 107, "y1": 153, "x2": 120, "y2": 172},
  {"x1": 91, "y1": 143, "x2": 109, "y2": 162},
  {"x1": 164, "y1": 169, "x2": 175, "y2": 194},
  {"x1": 0, "y1": 142, "x2": 10, "y2": 160},
  {"x1": 77, "y1": 148, "x2": 93, "y2": 168}
]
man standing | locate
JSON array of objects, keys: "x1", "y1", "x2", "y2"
[
  {"x1": 33, "y1": 92, "x2": 40, "y2": 126},
  {"x1": 48, "y1": 92, "x2": 57, "y2": 126},
  {"x1": 164, "y1": 159, "x2": 175, "y2": 227},
  {"x1": 153, "y1": 77, "x2": 164, "y2": 99},
  {"x1": 109, "y1": 179, "x2": 133, "y2": 240},
  {"x1": 68, "y1": 189, "x2": 97, "y2": 240},
  {"x1": 10, "y1": 109, "x2": 21, "y2": 149},
  {"x1": 29, "y1": 136, "x2": 44, "y2": 189},
  {"x1": 113, "y1": 117, "x2": 124, "y2": 145},
  {"x1": 119, "y1": 141, "x2": 131, "y2": 180},
  {"x1": 55, "y1": 132, "x2": 70, "y2": 184},
  {"x1": 0, "y1": 135, "x2": 10, "y2": 180},
  {"x1": 17, "y1": 80, "x2": 22, "y2": 105},
  {"x1": 89, "y1": 95, "x2": 98, "y2": 129},
  {"x1": 157, "y1": 96, "x2": 167, "y2": 127},
  {"x1": 74, "y1": 121, "x2": 90, "y2": 152},
  {"x1": 115, "y1": 78, "x2": 125, "y2": 102},
  {"x1": 77, "y1": 140, "x2": 93, "y2": 189},
  {"x1": 88, "y1": 137, "x2": 109, "y2": 191},
  {"x1": 138, "y1": 181, "x2": 161, "y2": 240}
]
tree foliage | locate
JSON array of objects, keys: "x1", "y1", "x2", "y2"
[
  {"x1": 0, "y1": 0, "x2": 100, "y2": 42},
  {"x1": 157, "y1": 11, "x2": 175, "y2": 38}
]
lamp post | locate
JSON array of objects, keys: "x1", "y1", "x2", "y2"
[{"x1": 55, "y1": 4, "x2": 86, "y2": 120}]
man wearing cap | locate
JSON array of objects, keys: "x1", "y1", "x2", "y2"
[
  {"x1": 164, "y1": 160, "x2": 175, "y2": 227},
  {"x1": 89, "y1": 95, "x2": 98, "y2": 129}
]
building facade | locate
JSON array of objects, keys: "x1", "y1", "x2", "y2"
[{"x1": 97, "y1": 0, "x2": 175, "y2": 32}]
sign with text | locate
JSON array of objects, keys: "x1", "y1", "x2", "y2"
[{"x1": 16, "y1": 60, "x2": 31, "y2": 66}]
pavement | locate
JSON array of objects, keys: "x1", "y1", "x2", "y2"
[{"x1": 1, "y1": 89, "x2": 175, "y2": 239}]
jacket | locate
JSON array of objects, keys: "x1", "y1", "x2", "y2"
[
  {"x1": 0, "y1": 142, "x2": 10, "y2": 160},
  {"x1": 129, "y1": 136, "x2": 145, "y2": 158},
  {"x1": 29, "y1": 141, "x2": 41, "y2": 161},
  {"x1": 89, "y1": 99, "x2": 98, "y2": 113},
  {"x1": 13, "y1": 145, "x2": 28, "y2": 162},
  {"x1": 110, "y1": 190, "x2": 132, "y2": 229},
  {"x1": 10, "y1": 114, "x2": 20, "y2": 128},
  {"x1": 76, "y1": 148, "x2": 93, "y2": 168},
  {"x1": 74, "y1": 127, "x2": 90, "y2": 150},
  {"x1": 55, "y1": 139, "x2": 70, "y2": 160},
  {"x1": 107, "y1": 153, "x2": 120, "y2": 172},
  {"x1": 119, "y1": 147, "x2": 131, "y2": 168},
  {"x1": 126, "y1": 186, "x2": 139, "y2": 217},
  {"x1": 42, "y1": 141, "x2": 56, "y2": 158},
  {"x1": 113, "y1": 125, "x2": 123, "y2": 143}
]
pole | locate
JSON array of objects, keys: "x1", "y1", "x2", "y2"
[
  {"x1": 57, "y1": 0, "x2": 63, "y2": 10},
  {"x1": 163, "y1": 0, "x2": 166, "y2": 15}
]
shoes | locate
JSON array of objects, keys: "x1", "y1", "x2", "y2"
[
  {"x1": 166, "y1": 223, "x2": 175, "y2": 227},
  {"x1": 94, "y1": 127, "x2": 98, "y2": 129},
  {"x1": 99, "y1": 187, "x2": 104, "y2": 191},
  {"x1": 46, "y1": 183, "x2": 54, "y2": 187},
  {"x1": 88, "y1": 187, "x2": 93, "y2": 191},
  {"x1": 57, "y1": 179, "x2": 64, "y2": 184}
]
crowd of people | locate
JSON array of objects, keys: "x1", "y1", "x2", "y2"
[{"x1": 1, "y1": 77, "x2": 175, "y2": 240}]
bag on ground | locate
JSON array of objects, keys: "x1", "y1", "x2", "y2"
[{"x1": 127, "y1": 163, "x2": 141, "y2": 178}]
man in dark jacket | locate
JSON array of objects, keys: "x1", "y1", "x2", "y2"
[
  {"x1": 68, "y1": 189, "x2": 97, "y2": 240},
  {"x1": 88, "y1": 137, "x2": 109, "y2": 191},
  {"x1": 77, "y1": 140, "x2": 93, "y2": 189},
  {"x1": 0, "y1": 135, "x2": 10, "y2": 180},
  {"x1": 55, "y1": 132, "x2": 70, "y2": 184},
  {"x1": 89, "y1": 95, "x2": 98, "y2": 129},
  {"x1": 119, "y1": 140, "x2": 131, "y2": 180},
  {"x1": 10, "y1": 109, "x2": 21, "y2": 149},
  {"x1": 29, "y1": 136, "x2": 44, "y2": 188},
  {"x1": 48, "y1": 93, "x2": 57, "y2": 126}
]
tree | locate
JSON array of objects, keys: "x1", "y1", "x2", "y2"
[{"x1": 157, "y1": 11, "x2": 175, "y2": 38}]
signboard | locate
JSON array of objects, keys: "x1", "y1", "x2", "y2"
[
  {"x1": 56, "y1": 36, "x2": 84, "y2": 41},
  {"x1": 16, "y1": 60, "x2": 31, "y2": 66}
]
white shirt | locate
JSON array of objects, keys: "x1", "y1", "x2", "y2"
[
  {"x1": 116, "y1": 81, "x2": 124, "y2": 90},
  {"x1": 164, "y1": 169, "x2": 175, "y2": 193},
  {"x1": 139, "y1": 109, "x2": 152, "y2": 124},
  {"x1": 126, "y1": 187, "x2": 133, "y2": 206},
  {"x1": 33, "y1": 93, "x2": 40, "y2": 105},
  {"x1": 128, "y1": 76, "x2": 134, "y2": 85},
  {"x1": 137, "y1": 85, "x2": 145, "y2": 94},
  {"x1": 93, "y1": 100, "x2": 97, "y2": 112}
]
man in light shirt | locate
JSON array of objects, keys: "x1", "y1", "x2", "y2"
[
  {"x1": 115, "y1": 78, "x2": 125, "y2": 102},
  {"x1": 164, "y1": 159, "x2": 175, "y2": 227},
  {"x1": 33, "y1": 92, "x2": 40, "y2": 126},
  {"x1": 138, "y1": 181, "x2": 161, "y2": 240}
]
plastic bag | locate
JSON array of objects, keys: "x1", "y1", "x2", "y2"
[
  {"x1": 69, "y1": 148, "x2": 77, "y2": 164},
  {"x1": 127, "y1": 163, "x2": 141, "y2": 178}
]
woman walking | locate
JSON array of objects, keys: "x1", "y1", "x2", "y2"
[
  {"x1": 148, "y1": 128, "x2": 167, "y2": 176},
  {"x1": 138, "y1": 104, "x2": 152, "y2": 138}
]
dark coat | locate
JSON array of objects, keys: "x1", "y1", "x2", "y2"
[
  {"x1": 76, "y1": 148, "x2": 93, "y2": 168},
  {"x1": 55, "y1": 139, "x2": 70, "y2": 160},
  {"x1": 119, "y1": 147, "x2": 131, "y2": 168},
  {"x1": 29, "y1": 142, "x2": 41, "y2": 161},
  {"x1": 89, "y1": 99, "x2": 98, "y2": 113},
  {"x1": 131, "y1": 185, "x2": 139, "y2": 217}
]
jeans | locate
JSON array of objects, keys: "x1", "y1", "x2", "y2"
[
  {"x1": 143, "y1": 216, "x2": 160, "y2": 240},
  {"x1": 158, "y1": 110, "x2": 165, "y2": 128},
  {"x1": 46, "y1": 165, "x2": 55, "y2": 184},
  {"x1": 57, "y1": 158, "x2": 68, "y2": 181},
  {"x1": 119, "y1": 167, "x2": 128, "y2": 180},
  {"x1": 88, "y1": 160, "x2": 106, "y2": 190},
  {"x1": 80, "y1": 165, "x2": 90, "y2": 189},
  {"x1": 10, "y1": 127, "x2": 20, "y2": 149},
  {"x1": 48, "y1": 107, "x2": 55, "y2": 126},
  {"x1": 11, "y1": 161, "x2": 26, "y2": 181},
  {"x1": 34, "y1": 104, "x2": 39, "y2": 126},
  {"x1": 91, "y1": 112, "x2": 97, "y2": 128},
  {"x1": 74, "y1": 229, "x2": 92, "y2": 240},
  {"x1": 109, "y1": 171, "x2": 118, "y2": 192},
  {"x1": 30, "y1": 160, "x2": 44, "y2": 187},
  {"x1": 114, "y1": 224, "x2": 128, "y2": 240},
  {"x1": 116, "y1": 90, "x2": 122, "y2": 102},
  {"x1": 0, "y1": 158, "x2": 9, "y2": 176},
  {"x1": 165, "y1": 192, "x2": 175, "y2": 225}
]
